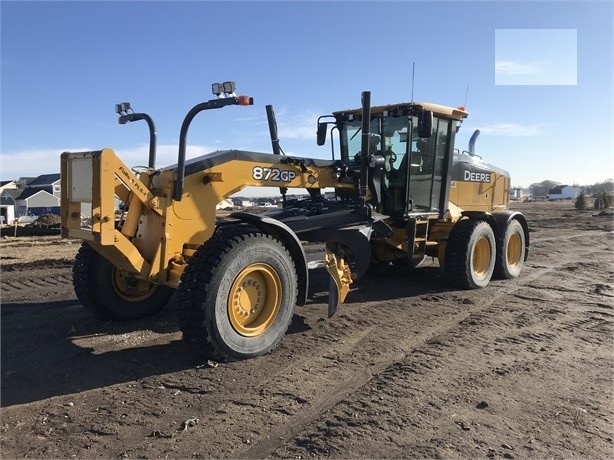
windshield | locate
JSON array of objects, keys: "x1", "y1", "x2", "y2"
[
  {"x1": 342, "y1": 116, "x2": 410, "y2": 164},
  {"x1": 338, "y1": 111, "x2": 452, "y2": 216}
]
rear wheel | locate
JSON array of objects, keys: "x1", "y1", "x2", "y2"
[
  {"x1": 494, "y1": 219, "x2": 525, "y2": 279},
  {"x1": 178, "y1": 227, "x2": 297, "y2": 361},
  {"x1": 445, "y1": 219, "x2": 496, "y2": 289},
  {"x1": 72, "y1": 243, "x2": 173, "y2": 320}
]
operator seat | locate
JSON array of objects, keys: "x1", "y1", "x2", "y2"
[{"x1": 383, "y1": 152, "x2": 408, "y2": 217}]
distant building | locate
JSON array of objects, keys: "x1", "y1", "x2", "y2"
[
  {"x1": 216, "y1": 199, "x2": 234, "y2": 210},
  {"x1": 0, "y1": 180, "x2": 18, "y2": 224},
  {"x1": 232, "y1": 198, "x2": 255, "y2": 208},
  {"x1": 255, "y1": 199, "x2": 277, "y2": 208},
  {"x1": 0, "y1": 194, "x2": 16, "y2": 225},
  {"x1": 14, "y1": 173, "x2": 61, "y2": 216},
  {"x1": 0, "y1": 180, "x2": 18, "y2": 191},
  {"x1": 15, "y1": 177, "x2": 37, "y2": 188},
  {"x1": 548, "y1": 185, "x2": 580, "y2": 201},
  {"x1": 510, "y1": 187, "x2": 523, "y2": 200}
]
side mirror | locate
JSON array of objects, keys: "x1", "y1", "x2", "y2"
[
  {"x1": 417, "y1": 109, "x2": 433, "y2": 138},
  {"x1": 317, "y1": 122, "x2": 327, "y2": 146}
]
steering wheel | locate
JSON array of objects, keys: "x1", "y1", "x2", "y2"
[
  {"x1": 385, "y1": 147, "x2": 397, "y2": 162},
  {"x1": 385, "y1": 150, "x2": 397, "y2": 173}
]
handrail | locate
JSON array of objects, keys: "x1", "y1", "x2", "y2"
[{"x1": 173, "y1": 95, "x2": 253, "y2": 200}]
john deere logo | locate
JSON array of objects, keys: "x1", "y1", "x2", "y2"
[{"x1": 463, "y1": 170, "x2": 491, "y2": 183}]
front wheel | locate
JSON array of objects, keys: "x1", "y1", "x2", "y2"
[
  {"x1": 445, "y1": 219, "x2": 496, "y2": 289},
  {"x1": 178, "y1": 228, "x2": 298, "y2": 361},
  {"x1": 494, "y1": 219, "x2": 526, "y2": 279},
  {"x1": 72, "y1": 243, "x2": 173, "y2": 320}
]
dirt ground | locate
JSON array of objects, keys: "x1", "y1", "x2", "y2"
[{"x1": 1, "y1": 201, "x2": 613, "y2": 459}]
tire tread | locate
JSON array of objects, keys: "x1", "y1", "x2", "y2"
[
  {"x1": 178, "y1": 226, "x2": 296, "y2": 361},
  {"x1": 445, "y1": 219, "x2": 495, "y2": 289},
  {"x1": 72, "y1": 242, "x2": 173, "y2": 320}
]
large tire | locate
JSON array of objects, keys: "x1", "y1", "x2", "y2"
[
  {"x1": 178, "y1": 227, "x2": 297, "y2": 361},
  {"x1": 73, "y1": 243, "x2": 173, "y2": 320},
  {"x1": 494, "y1": 219, "x2": 526, "y2": 279},
  {"x1": 445, "y1": 219, "x2": 496, "y2": 289}
]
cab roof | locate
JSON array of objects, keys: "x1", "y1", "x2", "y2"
[{"x1": 332, "y1": 101, "x2": 469, "y2": 121}]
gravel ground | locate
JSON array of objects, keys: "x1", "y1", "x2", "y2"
[{"x1": 1, "y1": 201, "x2": 613, "y2": 459}]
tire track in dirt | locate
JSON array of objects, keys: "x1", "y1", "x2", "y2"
[
  {"x1": 1, "y1": 221, "x2": 612, "y2": 459},
  {"x1": 238, "y1": 263, "x2": 563, "y2": 459},
  {"x1": 529, "y1": 230, "x2": 613, "y2": 243},
  {"x1": 1, "y1": 271, "x2": 73, "y2": 303},
  {"x1": 238, "y1": 235, "x2": 613, "y2": 459},
  {"x1": 261, "y1": 240, "x2": 613, "y2": 459},
  {"x1": 0, "y1": 266, "x2": 534, "y2": 458},
  {"x1": 1, "y1": 276, "x2": 72, "y2": 290}
]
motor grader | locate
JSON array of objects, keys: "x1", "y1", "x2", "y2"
[{"x1": 60, "y1": 82, "x2": 529, "y2": 361}]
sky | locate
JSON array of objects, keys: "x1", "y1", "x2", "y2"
[{"x1": 1, "y1": 0, "x2": 612, "y2": 197}]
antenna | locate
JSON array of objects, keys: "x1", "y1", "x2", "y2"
[
  {"x1": 411, "y1": 62, "x2": 415, "y2": 103},
  {"x1": 463, "y1": 84, "x2": 470, "y2": 109}
]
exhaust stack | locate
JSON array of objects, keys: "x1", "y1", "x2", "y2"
[{"x1": 468, "y1": 129, "x2": 480, "y2": 155}]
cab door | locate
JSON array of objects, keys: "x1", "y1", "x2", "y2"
[{"x1": 408, "y1": 117, "x2": 451, "y2": 213}]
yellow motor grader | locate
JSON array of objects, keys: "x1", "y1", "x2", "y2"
[{"x1": 60, "y1": 82, "x2": 528, "y2": 361}]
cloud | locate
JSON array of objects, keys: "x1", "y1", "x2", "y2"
[
  {"x1": 0, "y1": 143, "x2": 217, "y2": 179},
  {"x1": 495, "y1": 60, "x2": 546, "y2": 75},
  {"x1": 275, "y1": 110, "x2": 319, "y2": 140},
  {"x1": 115, "y1": 144, "x2": 217, "y2": 167},
  {"x1": 478, "y1": 123, "x2": 545, "y2": 137},
  {"x1": 1, "y1": 149, "x2": 80, "y2": 178}
]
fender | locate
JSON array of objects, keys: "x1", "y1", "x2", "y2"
[
  {"x1": 228, "y1": 212, "x2": 309, "y2": 306},
  {"x1": 313, "y1": 225, "x2": 373, "y2": 279}
]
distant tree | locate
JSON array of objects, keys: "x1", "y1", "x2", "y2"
[
  {"x1": 594, "y1": 197, "x2": 602, "y2": 210},
  {"x1": 587, "y1": 179, "x2": 614, "y2": 196},
  {"x1": 575, "y1": 191, "x2": 587, "y2": 210},
  {"x1": 529, "y1": 180, "x2": 561, "y2": 197},
  {"x1": 593, "y1": 190, "x2": 612, "y2": 209}
]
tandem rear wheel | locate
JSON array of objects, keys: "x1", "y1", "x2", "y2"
[
  {"x1": 178, "y1": 227, "x2": 298, "y2": 362},
  {"x1": 444, "y1": 217, "x2": 527, "y2": 289},
  {"x1": 445, "y1": 219, "x2": 496, "y2": 289},
  {"x1": 494, "y1": 218, "x2": 526, "y2": 279}
]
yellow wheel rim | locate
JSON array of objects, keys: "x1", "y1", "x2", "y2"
[
  {"x1": 507, "y1": 232, "x2": 523, "y2": 268},
  {"x1": 112, "y1": 269, "x2": 157, "y2": 302},
  {"x1": 473, "y1": 237, "x2": 491, "y2": 278},
  {"x1": 228, "y1": 263, "x2": 281, "y2": 337}
]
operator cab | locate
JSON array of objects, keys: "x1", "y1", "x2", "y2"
[{"x1": 322, "y1": 102, "x2": 468, "y2": 219}]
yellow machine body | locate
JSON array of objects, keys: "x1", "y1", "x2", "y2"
[
  {"x1": 61, "y1": 148, "x2": 354, "y2": 287},
  {"x1": 60, "y1": 86, "x2": 529, "y2": 361}
]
